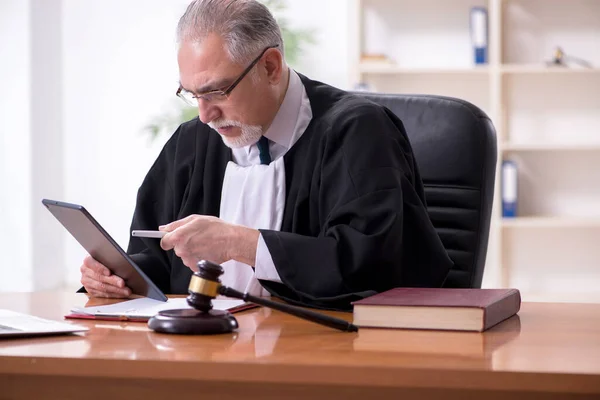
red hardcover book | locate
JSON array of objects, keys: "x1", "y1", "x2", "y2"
[{"x1": 352, "y1": 288, "x2": 521, "y2": 332}]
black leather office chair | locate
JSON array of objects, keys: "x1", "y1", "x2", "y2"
[{"x1": 355, "y1": 92, "x2": 497, "y2": 289}]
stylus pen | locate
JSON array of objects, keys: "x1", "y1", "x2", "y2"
[{"x1": 131, "y1": 230, "x2": 166, "y2": 239}]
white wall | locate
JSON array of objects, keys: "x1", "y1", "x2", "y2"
[
  {"x1": 0, "y1": 0, "x2": 351, "y2": 292},
  {"x1": 31, "y1": 0, "x2": 67, "y2": 291},
  {"x1": 0, "y1": 0, "x2": 33, "y2": 291},
  {"x1": 61, "y1": 0, "x2": 192, "y2": 289},
  {"x1": 284, "y1": 0, "x2": 351, "y2": 89}
]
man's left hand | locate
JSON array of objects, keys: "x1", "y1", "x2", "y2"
[{"x1": 159, "y1": 215, "x2": 260, "y2": 270}]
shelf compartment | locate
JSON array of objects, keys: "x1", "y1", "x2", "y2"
[
  {"x1": 360, "y1": 73, "x2": 491, "y2": 117},
  {"x1": 502, "y1": 217, "x2": 600, "y2": 228},
  {"x1": 502, "y1": 143, "x2": 600, "y2": 152},
  {"x1": 501, "y1": 152, "x2": 600, "y2": 218},
  {"x1": 361, "y1": 0, "x2": 491, "y2": 69},
  {"x1": 502, "y1": 0, "x2": 600, "y2": 67},
  {"x1": 359, "y1": 64, "x2": 490, "y2": 75},
  {"x1": 502, "y1": 228, "x2": 600, "y2": 299},
  {"x1": 504, "y1": 73, "x2": 600, "y2": 145},
  {"x1": 501, "y1": 65, "x2": 600, "y2": 75},
  {"x1": 518, "y1": 292, "x2": 600, "y2": 304}
]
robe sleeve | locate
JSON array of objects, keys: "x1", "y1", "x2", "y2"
[{"x1": 259, "y1": 102, "x2": 452, "y2": 310}]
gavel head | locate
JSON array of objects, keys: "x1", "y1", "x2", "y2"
[{"x1": 186, "y1": 260, "x2": 225, "y2": 313}]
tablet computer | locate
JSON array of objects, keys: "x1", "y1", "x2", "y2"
[{"x1": 41, "y1": 199, "x2": 167, "y2": 301}]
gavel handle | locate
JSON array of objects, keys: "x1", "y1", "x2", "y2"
[{"x1": 218, "y1": 286, "x2": 358, "y2": 332}]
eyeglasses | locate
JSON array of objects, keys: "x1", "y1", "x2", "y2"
[{"x1": 176, "y1": 45, "x2": 278, "y2": 106}]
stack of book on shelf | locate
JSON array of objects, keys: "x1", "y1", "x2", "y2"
[{"x1": 360, "y1": 53, "x2": 394, "y2": 67}]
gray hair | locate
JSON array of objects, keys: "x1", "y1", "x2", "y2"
[{"x1": 177, "y1": 0, "x2": 285, "y2": 65}]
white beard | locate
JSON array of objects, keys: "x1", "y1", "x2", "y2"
[{"x1": 208, "y1": 119, "x2": 263, "y2": 149}]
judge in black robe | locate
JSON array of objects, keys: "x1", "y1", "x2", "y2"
[{"x1": 127, "y1": 72, "x2": 453, "y2": 311}]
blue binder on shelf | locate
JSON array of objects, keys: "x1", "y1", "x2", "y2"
[
  {"x1": 470, "y1": 7, "x2": 488, "y2": 65},
  {"x1": 502, "y1": 160, "x2": 518, "y2": 218}
]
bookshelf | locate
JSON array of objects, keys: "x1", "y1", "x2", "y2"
[
  {"x1": 349, "y1": 0, "x2": 600, "y2": 303},
  {"x1": 501, "y1": 217, "x2": 600, "y2": 229}
]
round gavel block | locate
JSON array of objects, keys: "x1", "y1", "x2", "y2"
[{"x1": 148, "y1": 309, "x2": 239, "y2": 335}]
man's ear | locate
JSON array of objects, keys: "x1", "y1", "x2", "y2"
[{"x1": 262, "y1": 48, "x2": 284, "y2": 85}]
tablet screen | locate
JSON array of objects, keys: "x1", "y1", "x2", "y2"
[{"x1": 42, "y1": 199, "x2": 167, "y2": 301}]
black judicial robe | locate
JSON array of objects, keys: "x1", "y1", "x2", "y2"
[{"x1": 127, "y1": 73, "x2": 453, "y2": 311}]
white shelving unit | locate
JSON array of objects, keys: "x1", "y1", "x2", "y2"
[
  {"x1": 502, "y1": 217, "x2": 600, "y2": 229},
  {"x1": 349, "y1": 0, "x2": 600, "y2": 303}
]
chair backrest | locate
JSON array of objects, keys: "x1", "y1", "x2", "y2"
[{"x1": 355, "y1": 92, "x2": 497, "y2": 289}]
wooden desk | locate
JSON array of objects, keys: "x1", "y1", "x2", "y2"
[{"x1": 1, "y1": 292, "x2": 599, "y2": 399}]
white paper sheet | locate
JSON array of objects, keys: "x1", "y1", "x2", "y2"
[
  {"x1": 71, "y1": 297, "x2": 247, "y2": 318},
  {"x1": 0, "y1": 309, "x2": 88, "y2": 338}
]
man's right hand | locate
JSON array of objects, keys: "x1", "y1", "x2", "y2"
[{"x1": 80, "y1": 255, "x2": 132, "y2": 298}]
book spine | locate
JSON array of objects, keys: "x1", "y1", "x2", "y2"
[
  {"x1": 470, "y1": 7, "x2": 488, "y2": 65},
  {"x1": 502, "y1": 160, "x2": 518, "y2": 218},
  {"x1": 483, "y1": 290, "x2": 522, "y2": 331}
]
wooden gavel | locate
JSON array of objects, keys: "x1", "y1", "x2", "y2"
[{"x1": 148, "y1": 260, "x2": 358, "y2": 335}]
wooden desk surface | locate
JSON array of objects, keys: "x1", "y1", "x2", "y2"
[{"x1": 1, "y1": 292, "x2": 600, "y2": 400}]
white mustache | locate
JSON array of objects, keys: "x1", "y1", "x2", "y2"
[
  {"x1": 208, "y1": 119, "x2": 244, "y2": 129},
  {"x1": 207, "y1": 118, "x2": 263, "y2": 149}
]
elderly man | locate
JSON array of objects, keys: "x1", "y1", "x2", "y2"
[{"x1": 80, "y1": 0, "x2": 452, "y2": 310}]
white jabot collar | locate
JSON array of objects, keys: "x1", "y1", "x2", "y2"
[{"x1": 217, "y1": 68, "x2": 312, "y2": 297}]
